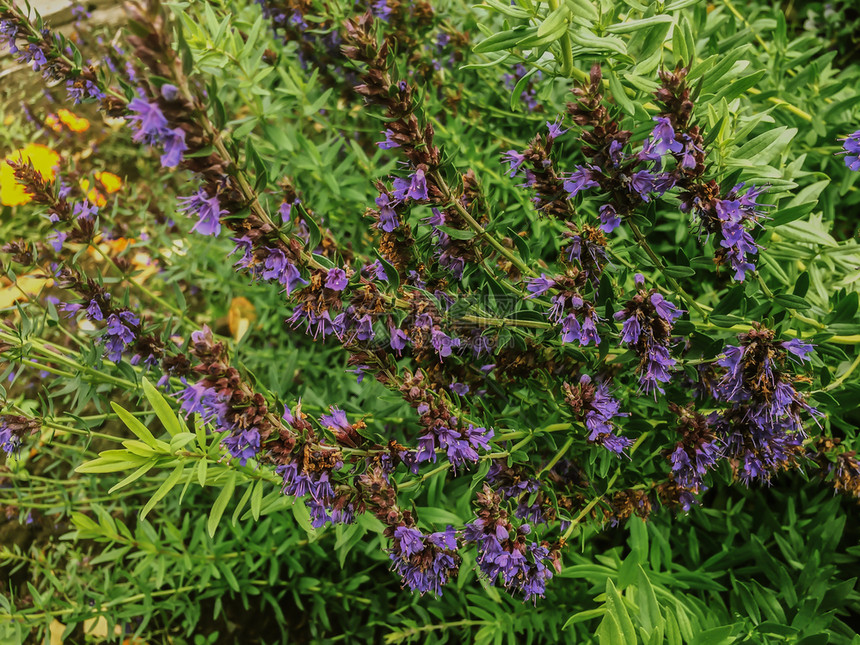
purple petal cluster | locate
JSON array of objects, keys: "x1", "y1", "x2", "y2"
[
  {"x1": 388, "y1": 526, "x2": 460, "y2": 596},
  {"x1": 711, "y1": 330, "x2": 819, "y2": 484},
  {"x1": 103, "y1": 311, "x2": 140, "y2": 362},
  {"x1": 417, "y1": 422, "x2": 494, "y2": 468},
  {"x1": 841, "y1": 130, "x2": 860, "y2": 171},
  {"x1": 178, "y1": 188, "x2": 227, "y2": 237},
  {"x1": 127, "y1": 98, "x2": 187, "y2": 168},
  {"x1": 564, "y1": 375, "x2": 631, "y2": 455},
  {"x1": 463, "y1": 519, "x2": 554, "y2": 600},
  {"x1": 614, "y1": 289, "x2": 684, "y2": 395}
]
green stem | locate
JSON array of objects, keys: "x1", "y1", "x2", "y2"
[{"x1": 823, "y1": 351, "x2": 860, "y2": 392}]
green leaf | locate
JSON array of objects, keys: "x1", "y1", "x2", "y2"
[
  {"x1": 208, "y1": 471, "x2": 237, "y2": 537},
  {"x1": 141, "y1": 464, "x2": 185, "y2": 520},
  {"x1": 637, "y1": 566, "x2": 662, "y2": 634},
  {"x1": 473, "y1": 26, "x2": 538, "y2": 53},
  {"x1": 291, "y1": 498, "x2": 316, "y2": 534},
  {"x1": 663, "y1": 266, "x2": 696, "y2": 278},
  {"x1": 298, "y1": 202, "x2": 322, "y2": 250},
  {"x1": 111, "y1": 402, "x2": 159, "y2": 449},
  {"x1": 605, "y1": 578, "x2": 637, "y2": 644},
  {"x1": 774, "y1": 294, "x2": 812, "y2": 310},
  {"x1": 608, "y1": 70, "x2": 635, "y2": 116},
  {"x1": 771, "y1": 202, "x2": 815, "y2": 227},
  {"x1": 537, "y1": 5, "x2": 570, "y2": 38},
  {"x1": 606, "y1": 14, "x2": 673, "y2": 34},
  {"x1": 251, "y1": 479, "x2": 264, "y2": 521},
  {"x1": 142, "y1": 378, "x2": 184, "y2": 437},
  {"x1": 108, "y1": 461, "x2": 158, "y2": 494}
]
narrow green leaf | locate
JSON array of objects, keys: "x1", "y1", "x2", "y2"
[
  {"x1": 141, "y1": 463, "x2": 185, "y2": 520},
  {"x1": 208, "y1": 471, "x2": 237, "y2": 537},
  {"x1": 110, "y1": 402, "x2": 158, "y2": 449},
  {"x1": 142, "y1": 378, "x2": 184, "y2": 437}
]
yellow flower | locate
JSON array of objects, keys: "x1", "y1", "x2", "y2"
[
  {"x1": 45, "y1": 114, "x2": 63, "y2": 133},
  {"x1": 0, "y1": 143, "x2": 60, "y2": 207},
  {"x1": 57, "y1": 109, "x2": 90, "y2": 133},
  {"x1": 79, "y1": 178, "x2": 107, "y2": 207},
  {"x1": 95, "y1": 171, "x2": 122, "y2": 193}
]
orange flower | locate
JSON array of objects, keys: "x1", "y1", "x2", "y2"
[
  {"x1": 0, "y1": 144, "x2": 60, "y2": 206},
  {"x1": 57, "y1": 109, "x2": 90, "y2": 133},
  {"x1": 95, "y1": 171, "x2": 122, "y2": 193}
]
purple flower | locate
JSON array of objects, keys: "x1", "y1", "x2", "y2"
[
  {"x1": 431, "y1": 329, "x2": 461, "y2": 359},
  {"x1": 526, "y1": 274, "x2": 556, "y2": 298},
  {"x1": 260, "y1": 248, "x2": 308, "y2": 295},
  {"x1": 178, "y1": 189, "x2": 226, "y2": 237},
  {"x1": 159, "y1": 128, "x2": 187, "y2": 168},
  {"x1": 502, "y1": 150, "x2": 526, "y2": 177},
  {"x1": 160, "y1": 84, "x2": 179, "y2": 101},
  {"x1": 629, "y1": 170, "x2": 655, "y2": 202},
  {"x1": 388, "y1": 526, "x2": 459, "y2": 596},
  {"x1": 546, "y1": 116, "x2": 567, "y2": 140},
  {"x1": 375, "y1": 193, "x2": 400, "y2": 232},
  {"x1": 390, "y1": 327, "x2": 409, "y2": 355},
  {"x1": 377, "y1": 129, "x2": 400, "y2": 149},
  {"x1": 127, "y1": 98, "x2": 168, "y2": 146},
  {"x1": 0, "y1": 418, "x2": 23, "y2": 456},
  {"x1": 651, "y1": 117, "x2": 683, "y2": 156},
  {"x1": 320, "y1": 407, "x2": 350, "y2": 431},
  {"x1": 405, "y1": 169, "x2": 428, "y2": 201},
  {"x1": 563, "y1": 166, "x2": 600, "y2": 198},
  {"x1": 841, "y1": 130, "x2": 860, "y2": 171},
  {"x1": 354, "y1": 314, "x2": 375, "y2": 341},
  {"x1": 86, "y1": 299, "x2": 104, "y2": 321},
  {"x1": 781, "y1": 338, "x2": 814, "y2": 363},
  {"x1": 650, "y1": 293, "x2": 684, "y2": 322},
  {"x1": 221, "y1": 427, "x2": 260, "y2": 466},
  {"x1": 599, "y1": 204, "x2": 621, "y2": 232},
  {"x1": 103, "y1": 311, "x2": 138, "y2": 362},
  {"x1": 364, "y1": 260, "x2": 388, "y2": 281},
  {"x1": 325, "y1": 267, "x2": 348, "y2": 291}
]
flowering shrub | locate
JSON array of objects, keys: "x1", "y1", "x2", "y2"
[{"x1": 1, "y1": 0, "x2": 860, "y2": 641}]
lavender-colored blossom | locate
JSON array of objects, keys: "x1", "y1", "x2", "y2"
[
  {"x1": 650, "y1": 117, "x2": 683, "y2": 156},
  {"x1": 599, "y1": 204, "x2": 621, "y2": 232},
  {"x1": 325, "y1": 267, "x2": 348, "y2": 291},
  {"x1": 178, "y1": 189, "x2": 226, "y2": 237},
  {"x1": 390, "y1": 327, "x2": 409, "y2": 355},
  {"x1": 159, "y1": 128, "x2": 187, "y2": 168},
  {"x1": 389, "y1": 526, "x2": 459, "y2": 596},
  {"x1": 375, "y1": 193, "x2": 400, "y2": 232},
  {"x1": 127, "y1": 98, "x2": 168, "y2": 145},
  {"x1": 221, "y1": 427, "x2": 260, "y2": 466},
  {"x1": 629, "y1": 170, "x2": 655, "y2": 202},
  {"x1": 377, "y1": 128, "x2": 400, "y2": 149},
  {"x1": 563, "y1": 166, "x2": 600, "y2": 198},
  {"x1": 431, "y1": 329, "x2": 461, "y2": 359},
  {"x1": 546, "y1": 116, "x2": 567, "y2": 140},
  {"x1": 781, "y1": 338, "x2": 814, "y2": 363},
  {"x1": 502, "y1": 150, "x2": 526, "y2": 177},
  {"x1": 841, "y1": 130, "x2": 860, "y2": 171},
  {"x1": 526, "y1": 274, "x2": 556, "y2": 298}
]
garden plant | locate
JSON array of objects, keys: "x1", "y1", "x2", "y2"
[{"x1": 1, "y1": 0, "x2": 860, "y2": 642}]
